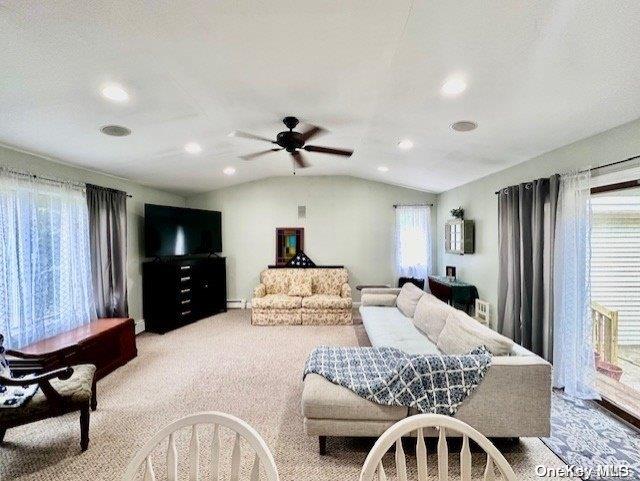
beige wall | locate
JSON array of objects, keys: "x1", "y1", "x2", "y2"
[
  {"x1": 0, "y1": 145, "x2": 185, "y2": 323},
  {"x1": 186, "y1": 176, "x2": 436, "y2": 302},
  {"x1": 436, "y1": 118, "x2": 640, "y2": 324}
]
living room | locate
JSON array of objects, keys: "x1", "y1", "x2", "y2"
[{"x1": 1, "y1": 2, "x2": 640, "y2": 480}]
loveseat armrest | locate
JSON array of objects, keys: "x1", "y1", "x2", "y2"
[
  {"x1": 254, "y1": 283, "x2": 266, "y2": 298},
  {"x1": 340, "y1": 283, "x2": 351, "y2": 299}
]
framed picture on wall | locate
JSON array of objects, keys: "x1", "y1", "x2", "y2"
[{"x1": 276, "y1": 228, "x2": 304, "y2": 266}]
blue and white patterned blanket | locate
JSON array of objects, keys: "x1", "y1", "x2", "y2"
[{"x1": 304, "y1": 345, "x2": 492, "y2": 415}]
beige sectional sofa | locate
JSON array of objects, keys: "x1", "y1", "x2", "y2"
[
  {"x1": 252, "y1": 268, "x2": 352, "y2": 325},
  {"x1": 301, "y1": 284, "x2": 551, "y2": 453}
]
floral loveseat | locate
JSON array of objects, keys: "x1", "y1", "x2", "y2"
[{"x1": 252, "y1": 268, "x2": 352, "y2": 325}]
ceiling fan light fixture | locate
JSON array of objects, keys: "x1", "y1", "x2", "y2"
[{"x1": 223, "y1": 166, "x2": 236, "y2": 176}]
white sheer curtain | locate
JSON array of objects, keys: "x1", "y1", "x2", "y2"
[
  {"x1": 553, "y1": 170, "x2": 599, "y2": 399},
  {"x1": 0, "y1": 171, "x2": 96, "y2": 349},
  {"x1": 395, "y1": 205, "x2": 432, "y2": 282}
]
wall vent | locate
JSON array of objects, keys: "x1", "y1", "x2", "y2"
[{"x1": 298, "y1": 205, "x2": 306, "y2": 219}]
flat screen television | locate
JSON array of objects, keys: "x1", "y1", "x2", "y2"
[{"x1": 145, "y1": 204, "x2": 222, "y2": 257}]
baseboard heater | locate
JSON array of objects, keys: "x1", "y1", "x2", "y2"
[{"x1": 227, "y1": 299, "x2": 248, "y2": 309}]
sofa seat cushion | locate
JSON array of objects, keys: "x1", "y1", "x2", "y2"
[
  {"x1": 437, "y1": 310, "x2": 514, "y2": 356},
  {"x1": 252, "y1": 294, "x2": 302, "y2": 309},
  {"x1": 302, "y1": 294, "x2": 351, "y2": 309},
  {"x1": 302, "y1": 373, "x2": 407, "y2": 421},
  {"x1": 396, "y1": 282, "x2": 425, "y2": 318},
  {"x1": 359, "y1": 306, "x2": 441, "y2": 355}
]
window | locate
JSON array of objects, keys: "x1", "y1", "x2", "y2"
[
  {"x1": 0, "y1": 173, "x2": 95, "y2": 349},
  {"x1": 395, "y1": 205, "x2": 432, "y2": 280}
]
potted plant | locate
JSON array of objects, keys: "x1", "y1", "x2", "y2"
[{"x1": 450, "y1": 207, "x2": 464, "y2": 219}]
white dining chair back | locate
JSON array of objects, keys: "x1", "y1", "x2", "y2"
[
  {"x1": 122, "y1": 411, "x2": 279, "y2": 481},
  {"x1": 359, "y1": 414, "x2": 516, "y2": 481}
]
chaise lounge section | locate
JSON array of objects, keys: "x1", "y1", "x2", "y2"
[{"x1": 302, "y1": 284, "x2": 551, "y2": 452}]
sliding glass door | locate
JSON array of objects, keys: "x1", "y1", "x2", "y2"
[{"x1": 590, "y1": 187, "x2": 640, "y2": 419}]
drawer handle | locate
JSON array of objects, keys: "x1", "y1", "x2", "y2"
[
  {"x1": 181, "y1": 299, "x2": 191, "y2": 305},
  {"x1": 180, "y1": 289, "x2": 191, "y2": 294},
  {"x1": 181, "y1": 310, "x2": 191, "y2": 316},
  {"x1": 180, "y1": 266, "x2": 191, "y2": 270},
  {"x1": 181, "y1": 277, "x2": 191, "y2": 282}
]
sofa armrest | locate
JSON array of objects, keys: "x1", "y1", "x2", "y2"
[
  {"x1": 360, "y1": 287, "x2": 401, "y2": 296},
  {"x1": 254, "y1": 283, "x2": 266, "y2": 298},
  {"x1": 340, "y1": 283, "x2": 351, "y2": 299}
]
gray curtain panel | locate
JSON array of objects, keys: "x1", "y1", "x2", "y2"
[
  {"x1": 497, "y1": 175, "x2": 559, "y2": 361},
  {"x1": 86, "y1": 184, "x2": 128, "y2": 318}
]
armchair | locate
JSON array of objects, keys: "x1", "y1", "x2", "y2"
[{"x1": 0, "y1": 354, "x2": 97, "y2": 451}]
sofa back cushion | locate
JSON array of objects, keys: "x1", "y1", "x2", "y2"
[
  {"x1": 260, "y1": 268, "x2": 348, "y2": 296},
  {"x1": 437, "y1": 310, "x2": 514, "y2": 356},
  {"x1": 310, "y1": 269, "x2": 348, "y2": 295},
  {"x1": 396, "y1": 282, "x2": 424, "y2": 318},
  {"x1": 289, "y1": 278, "x2": 312, "y2": 297},
  {"x1": 261, "y1": 269, "x2": 293, "y2": 294},
  {"x1": 412, "y1": 293, "x2": 456, "y2": 342}
]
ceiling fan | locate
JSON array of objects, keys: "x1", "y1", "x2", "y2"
[{"x1": 231, "y1": 116, "x2": 353, "y2": 168}]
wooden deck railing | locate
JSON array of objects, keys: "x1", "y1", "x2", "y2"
[{"x1": 591, "y1": 301, "x2": 619, "y2": 364}]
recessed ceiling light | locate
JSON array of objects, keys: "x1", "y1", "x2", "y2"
[
  {"x1": 101, "y1": 83, "x2": 129, "y2": 103},
  {"x1": 223, "y1": 166, "x2": 236, "y2": 176},
  {"x1": 184, "y1": 142, "x2": 202, "y2": 154},
  {"x1": 397, "y1": 139, "x2": 414, "y2": 150},
  {"x1": 451, "y1": 120, "x2": 478, "y2": 132},
  {"x1": 100, "y1": 125, "x2": 131, "y2": 137},
  {"x1": 377, "y1": 166, "x2": 389, "y2": 172},
  {"x1": 441, "y1": 77, "x2": 467, "y2": 96}
]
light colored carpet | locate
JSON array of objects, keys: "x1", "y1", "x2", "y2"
[{"x1": 0, "y1": 310, "x2": 566, "y2": 480}]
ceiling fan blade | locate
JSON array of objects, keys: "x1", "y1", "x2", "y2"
[
  {"x1": 291, "y1": 151, "x2": 309, "y2": 168},
  {"x1": 303, "y1": 145, "x2": 354, "y2": 157},
  {"x1": 240, "y1": 148, "x2": 282, "y2": 160},
  {"x1": 300, "y1": 125, "x2": 327, "y2": 142},
  {"x1": 230, "y1": 131, "x2": 276, "y2": 144}
]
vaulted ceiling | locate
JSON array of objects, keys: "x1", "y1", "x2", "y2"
[{"x1": 2, "y1": 1, "x2": 640, "y2": 194}]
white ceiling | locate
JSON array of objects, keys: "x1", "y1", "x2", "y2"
[{"x1": 2, "y1": 1, "x2": 640, "y2": 195}]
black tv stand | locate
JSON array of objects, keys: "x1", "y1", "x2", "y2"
[{"x1": 142, "y1": 257, "x2": 227, "y2": 334}]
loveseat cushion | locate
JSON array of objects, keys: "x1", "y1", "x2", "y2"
[
  {"x1": 396, "y1": 282, "x2": 424, "y2": 318},
  {"x1": 437, "y1": 310, "x2": 514, "y2": 356},
  {"x1": 413, "y1": 293, "x2": 456, "y2": 342},
  {"x1": 252, "y1": 294, "x2": 302, "y2": 309},
  {"x1": 311, "y1": 270, "x2": 347, "y2": 295},
  {"x1": 302, "y1": 294, "x2": 351, "y2": 309},
  {"x1": 288, "y1": 278, "x2": 312, "y2": 297}
]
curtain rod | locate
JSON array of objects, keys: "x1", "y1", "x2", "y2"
[
  {"x1": 393, "y1": 203, "x2": 434, "y2": 208},
  {"x1": 1, "y1": 168, "x2": 133, "y2": 198},
  {"x1": 494, "y1": 153, "x2": 640, "y2": 195}
]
